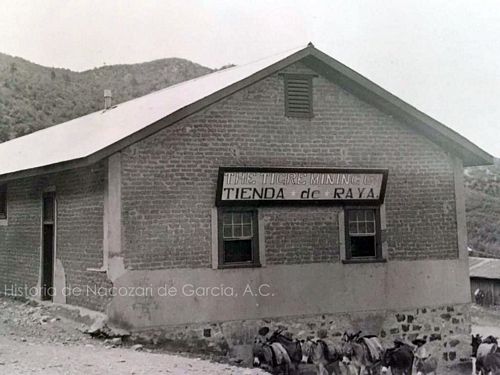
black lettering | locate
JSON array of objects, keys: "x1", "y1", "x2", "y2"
[
  {"x1": 345, "y1": 188, "x2": 353, "y2": 199},
  {"x1": 301, "y1": 188, "x2": 311, "y2": 199},
  {"x1": 252, "y1": 188, "x2": 263, "y2": 199},
  {"x1": 333, "y1": 188, "x2": 344, "y2": 198},
  {"x1": 276, "y1": 188, "x2": 284, "y2": 199},
  {"x1": 223, "y1": 188, "x2": 234, "y2": 199},
  {"x1": 357, "y1": 188, "x2": 365, "y2": 198},
  {"x1": 264, "y1": 188, "x2": 275, "y2": 199},
  {"x1": 367, "y1": 188, "x2": 375, "y2": 198},
  {"x1": 240, "y1": 188, "x2": 251, "y2": 199},
  {"x1": 311, "y1": 190, "x2": 320, "y2": 198}
]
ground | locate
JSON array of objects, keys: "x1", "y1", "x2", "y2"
[
  {"x1": 471, "y1": 303, "x2": 500, "y2": 339},
  {"x1": 0, "y1": 297, "x2": 267, "y2": 374},
  {"x1": 0, "y1": 297, "x2": 498, "y2": 374}
]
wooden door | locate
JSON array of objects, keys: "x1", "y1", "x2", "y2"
[{"x1": 41, "y1": 192, "x2": 56, "y2": 301}]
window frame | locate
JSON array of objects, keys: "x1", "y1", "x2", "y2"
[
  {"x1": 284, "y1": 73, "x2": 314, "y2": 119},
  {"x1": 0, "y1": 184, "x2": 6, "y2": 221},
  {"x1": 217, "y1": 207, "x2": 260, "y2": 269},
  {"x1": 343, "y1": 206, "x2": 384, "y2": 263}
]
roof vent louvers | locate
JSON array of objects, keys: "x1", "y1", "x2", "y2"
[{"x1": 284, "y1": 74, "x2": 313, "y2": 118}]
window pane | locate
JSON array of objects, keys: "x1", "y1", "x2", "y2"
[
  {"x1": 242, "y1": 212, "x2": 252, "y2": 225},
  {"x1": 350, "y1": 236, "x2": 376, "y2": 258},
  {"x1": 358, "y1": 221, "x2": 367, "y2": 234},
  {"x1": 349, "y1": 222, "x2": 358, "y2": 234},
  {"x1": 0, "y1": 190, "x2": 6, "y2": 219},
  {"x1": 365, "y1": 210, "x2": 374, "y2": 221},
  {"x1": 223, "y1": 213, "x2": 232, "y2": 225},
  {"x1": 43, "y1": 195, "x2": 55, "y2": 222},
  {"x1": 223, "y1": 225, "x2": 232, "y2": 238},
  {"x1": 348, "y1": 210, "x2": 359, "y2": 222},
  {"x1": 232, "y1": 213, "x2": 242, "y2": 225},
  {"x1": 233, "y1": 224, "x2": 242, "y2": 237},
  {"x1": 242, "y1": 224, "x2": 252, "y2": 237},
  {"x1": 224, "y1": 240, "x2": 252, "y2": 263},
  {"x1": 366, "y1": 222, "x2": 375, "y2": 234}
]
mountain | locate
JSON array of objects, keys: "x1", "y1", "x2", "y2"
[
  {"x1": 0, "y1": 52, "x2": 213, "y2": 141},
  {"x1": 465, "y1": 158, "x2": 500, "y2": 258},
  {"x1": 0, "y1": 52, "x2": 498, "y2": 257}
]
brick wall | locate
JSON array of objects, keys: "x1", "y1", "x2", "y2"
[
  {"x1": 0, "y1": 163, "x2": 112, "y2": 311},
  {"x1": 0, "y1": 178, "x2": 41, "y2": 292},
  {"x1": 121, "y1": 61, "x2": 458, "y2": 270}
]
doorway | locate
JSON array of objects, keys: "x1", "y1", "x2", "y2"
[{"x1": 41, "y1": 192, "x2": 56, "y2": 301}]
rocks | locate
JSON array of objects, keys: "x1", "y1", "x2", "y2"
[
  {"x1": 131, "y1": 344, "x2": 143, "y2": 351},
  {"x1": 83, "y1": 317, "x2": 130, "y2": 339},
  {"x1": 103, "y1": 337, "x2": 123, "y2": 348}
]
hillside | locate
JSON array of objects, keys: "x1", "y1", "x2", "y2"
[
  {"x1": 465, "y1": 159, "x2": 500, "y2": 257},
  {"x1": 0, "y1": 52, "x2": 213, "y2": 141},
  {"x1": 0, "y1": 52, "x2": 498, "y2": 257}
]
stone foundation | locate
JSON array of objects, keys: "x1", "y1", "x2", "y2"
[{"x1": 129, "y1": 303, "x2": 471, "y2": 367}]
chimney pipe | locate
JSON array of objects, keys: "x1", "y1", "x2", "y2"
[{"x1": 104, "y1": 89, "x2": 112, "y2": 110}]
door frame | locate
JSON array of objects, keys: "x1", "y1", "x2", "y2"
[{"x1": 39, "y1": 187, "x2": 57, "y2": 301}]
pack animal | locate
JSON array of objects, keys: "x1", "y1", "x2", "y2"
[
  {"x1": 253, "y1": 330, "x2": 293, "y2": 375},
  {"x1": 414, "y1": 357, "x2": 437, "y2": 375},
  {"x1": 478, "y1": 352, "x2": 500, "y2": 375},
  {"x1": 472, "y1": 334, "x2": 500, "y2": 375},
  {"x1": 341, "y1": 331, "x2": 383, "y2": 375},
  {"x1": 268, "y1": 328, "x2": 303, "y2": 366},
  {"x1": 380, "y1": 343, "x2": 414, "y2": 375},
  {"x1": 300, "y1": 338, "x2": 343, "y2": 375}
]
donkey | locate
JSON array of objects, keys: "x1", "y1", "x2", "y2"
[
  {"x1": 412, "y1": 338, "x2": 437, "y2": 375},
  {"x1": 253, "y1": 330, "x2": 293, "y2": 375},
  {"x1": 268, "y1": 328, "x2": 304, "y2": 365},
  {"x1": 472, "y1": 334, "x2": 499, "y2": 375},
  {"x1": 341, "y1": 331, "x2": 383, "y2": 375},
  {"x1": 478, "y1": 351, "x2": 500, "y2": 375},
  {"x1": 414, "y1": 357, "x2": 437, "y2": 375},
  {"x1": 300, "y1": 338, "x2": 343, "y2": 375},
  {"x1": 380, "y1": 343, "x2": 414, "y2": 375}
]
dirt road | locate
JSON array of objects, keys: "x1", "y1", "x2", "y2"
[
  {"x1": 0, "y1": 297, "x2": 267, "y2": 374},
  {"x1": 0, "y1": 336, "x2": 264, "y2": 374}
]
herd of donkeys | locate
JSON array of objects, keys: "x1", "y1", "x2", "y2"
[{"x1": 252, "y1": 327, "x2": 499, "y2": 374}]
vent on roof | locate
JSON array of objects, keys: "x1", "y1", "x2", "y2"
[
  {"x1": 104, "y1": 89, "x2": 112, "y2": 110},
  {"x1": 284, "y1": 74, "x2": 313, "y2": 118}
]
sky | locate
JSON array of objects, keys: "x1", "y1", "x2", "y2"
[{"x1": 0, "y1": 0, "x2": 499, "y2": 157}]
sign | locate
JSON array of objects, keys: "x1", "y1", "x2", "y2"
[{"x1": 216, "y1": 167, "x2": 388, "y2": 206}]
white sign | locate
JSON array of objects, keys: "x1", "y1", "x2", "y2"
[{"x1": 216, "y1": 168, "x2": 388, "y2": 205}]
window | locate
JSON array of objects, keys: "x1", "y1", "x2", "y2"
[
  {"x1": 284, "y1": 74, "x2": 313, "y2": 118},
  {"x1": 345, "y1": 207, "x2": 382, "y2": 261},
  {"x1": 218, "y1": 208, "x2": 260, "y2": 268},
  {"x1": 0, "y1": 185, "x2": 6, "y2": 220}
]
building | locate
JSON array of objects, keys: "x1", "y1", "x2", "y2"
[
  {"x1": 0, "y1": 44, "x2": 493, "y2": 364},
  {"x1": 470, "y1": 256, "x2": 500, "y2": 306}
]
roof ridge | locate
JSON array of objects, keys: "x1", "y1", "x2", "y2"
[{"x1": 0, "y1": 43, "x2": 311, "y2": 144}]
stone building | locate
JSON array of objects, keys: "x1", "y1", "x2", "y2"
[{"x1": 0, "y1": 44, "x2": 493, "y2": 364}]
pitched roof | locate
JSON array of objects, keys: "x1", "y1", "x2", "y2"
[
  {"x1": 470, "y1": 256, "x2": 500, "y2": 280},
  {"x1": 0, "y1": 43, "x2": 493, "y2": 181}
]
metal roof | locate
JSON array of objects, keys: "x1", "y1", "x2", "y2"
[
  {"x1": 470, "y1": 256, "x2": 500, "y2": 280},
  {"x1": 0, "y1": 43, "x2": 493, "y2": 181}
]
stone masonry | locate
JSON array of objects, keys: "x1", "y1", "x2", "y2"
[{"x1": 130, "y1": 303, "x2": 471, "y2": 368}]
